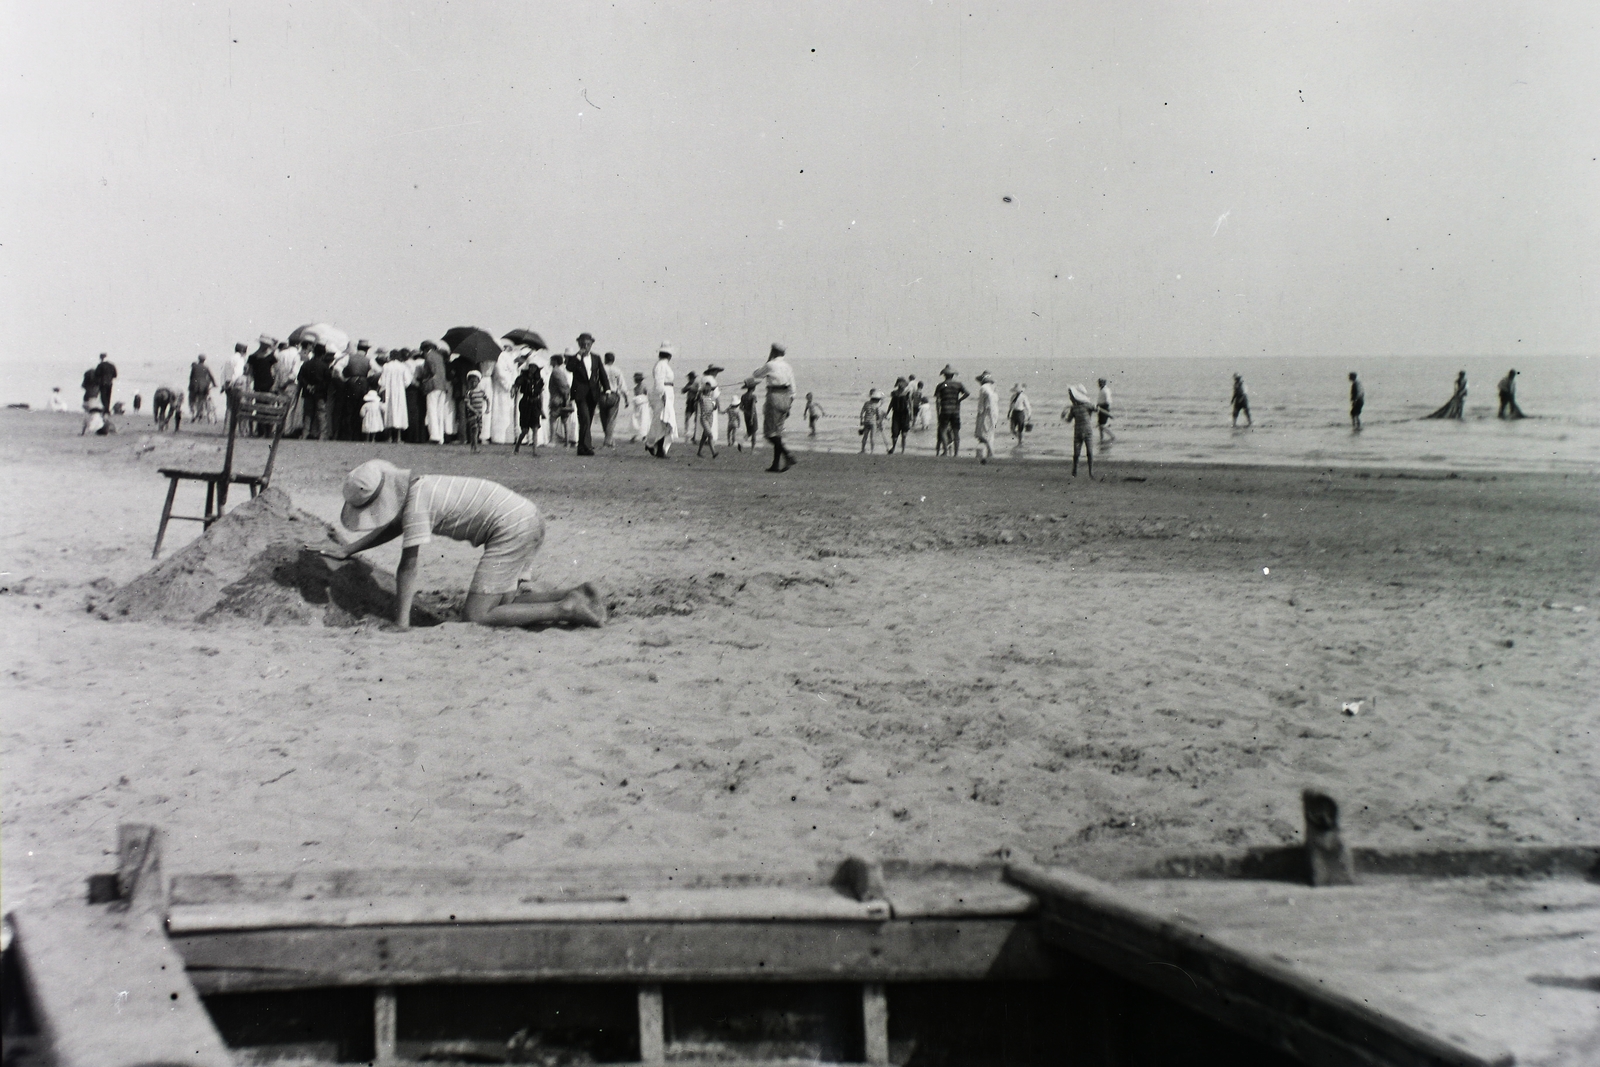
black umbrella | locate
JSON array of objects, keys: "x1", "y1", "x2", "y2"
[
  {"x1": 442, "y1": 327, "x2": 502, "y2": 366},
  {"x1": 502, "y1": 328, "x2": 547, "y2": 350}
]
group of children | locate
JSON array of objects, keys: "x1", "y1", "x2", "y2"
[
  {"x1": 360, "y1": 370, "x2": 494, "y2": 450},
  {"x1": 844, "y1": 370, "x2": 1112, "y2": 474},
  {"x1": 672, "y1": 368, "x2": 763, "y2": 458}
]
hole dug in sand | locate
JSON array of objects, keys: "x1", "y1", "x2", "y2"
[{"x1": 90, "y1": 488, "x2": 447, "y2": 627}]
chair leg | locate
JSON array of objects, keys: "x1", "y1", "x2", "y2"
[
  {"x1": 153, "y1": 479, "x2": 180, "y2": 558},
  {"x1": 204, "y1": 481, "x2": 216, "y2": 522}
]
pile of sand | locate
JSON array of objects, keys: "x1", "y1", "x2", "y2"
[{"x1": 90, "y1": 488, "x2": 444, "y2": 627}]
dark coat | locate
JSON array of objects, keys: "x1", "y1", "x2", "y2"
[{"x1": 567, "y1": 353, "x2": 601, "y2": 407}]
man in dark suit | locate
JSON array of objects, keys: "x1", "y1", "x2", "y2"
[
  {"x1": 93, "y1": 353, "x2": 118, "y2": 411},
  {"x1": 569, "y1": 332, "x2": 611, "y2": 456}
]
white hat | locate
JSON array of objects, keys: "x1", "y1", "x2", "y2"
[
  {"x1": 1068, "y1": 385, "x2": 1093, "y2": 406},
  {"x1": 340, "y1": 459, "x2": 410, "y2": 532}
]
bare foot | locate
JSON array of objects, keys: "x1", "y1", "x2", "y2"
[{"x1": 565, "y1": 583, "x2": 608, "y2": 627}]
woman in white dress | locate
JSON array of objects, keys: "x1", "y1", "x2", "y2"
[
  {"x1": 973, "y1": 370, "x2": 1000, "y2": 463},
  {"x1": 630, "y1": 372, "x2": 650, "y2": 440},
  {"x1": 644, "y1": 345, "x2": 678, "y2": 457},
  {"x1": 491, "y1": 345, "x2": 519, "y2": 444},
  {"x1": 377, "y1": 353, "x2": 413, "y2": 443},
  {"x1": 376, "y1": 355, "x2": 412, "y2": 441}
]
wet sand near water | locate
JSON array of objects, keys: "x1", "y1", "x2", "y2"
[{"x1": 2, "y1": 410, "x2": 1595, "y2": 911}]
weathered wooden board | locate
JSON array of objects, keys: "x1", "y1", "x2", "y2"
[
  {"x1": 169, "y1": 864, "x2": 826, "y2": 906},
  {"x1": 169, "y1": 886, "x2": 891, "y2": 933},
  {"x1": 1009, "y1": 863, "x2": 1600, "y2": 1067},
  {"x1": 8, "y1": 905, "x2": 232, "y2": 1067},
  {"x1": 882, "y1": 877, "x2": 1036, "y2": 919},
  {"x1": 174, "y1": 918, "x2": 1055, "y2": 993},
  {"x1": 1106, "y1": 874, "x2": 1600, "y2": 1067}
]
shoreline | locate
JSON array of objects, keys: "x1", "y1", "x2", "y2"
[{"x1": 16, "y1": 408, "x2": 1599, "y2": 480}]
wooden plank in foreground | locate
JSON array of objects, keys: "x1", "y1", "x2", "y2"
[
  {"x1": 175, "y1": 917, "x2": 1054, "y2": 993},
  {"x1": 1007, "y1": 863, "x2": 1516, "y2": 1067},
  {"x1": 1108, "y1": 875, "x2": 1600, "y2": 1067},
  {"x1": 8, "y1": 905, "x2": 231, "y2": 1067},
  {"x1": 168, "y1": 885, "x2": 890, "y2": 932}
]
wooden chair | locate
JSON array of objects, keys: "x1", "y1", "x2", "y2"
[{"x1": 152, "y1": 386, "x2": 297, "y2": 557}]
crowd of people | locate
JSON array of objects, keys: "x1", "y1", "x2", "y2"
[
  {"x1": 78, "y1": 331, "x2": 807, "y2": 472},
  {"x1": 67, "y1": 338, "x2": 1530, "y2": 467}
]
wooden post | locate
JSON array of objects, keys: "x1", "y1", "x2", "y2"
[
  {"x1": 1303, "y1": 790, "x2": 1355, "y2": 886},
  {"x1": 861, "y1": 982, "x2": 890, "y2": 1065},
  {"x1": 373, "y1": 986, "x2": 398, "y2": 1063},
  {"x1": 637, "y1": 983, "x2": 665, "y2": 1064},
  {"x1": 833, "y1": 855, "x2": 887, "y2": 903},
  {"x1": 115, "y1": 824, "x2": 167, "y2": 916}
]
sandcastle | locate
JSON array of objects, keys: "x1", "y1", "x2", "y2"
[{"x1": 90, "y1": 488, "x2": 445, "y2": 627}]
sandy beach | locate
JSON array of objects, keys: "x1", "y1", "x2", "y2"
[{"x1": 2, "y1": 410, "x2": 1595, "y2": 912}]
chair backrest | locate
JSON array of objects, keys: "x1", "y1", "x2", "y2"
[{"x1": 222, "y1": 386, "x2": 298, "y2": 488}]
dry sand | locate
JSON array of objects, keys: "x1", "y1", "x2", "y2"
[{"x1": 2, "y1": 411, "x2": 1595, "y2": 911}]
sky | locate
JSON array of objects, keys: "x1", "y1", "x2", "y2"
[{"x1": 2, "y1": 1, "x2": 1595, "y2": 403}]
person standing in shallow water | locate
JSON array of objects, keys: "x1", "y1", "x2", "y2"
[
  {"x1": 1497, "y1": 369, "x2": 1524, "y2": 419},
  {"x1": 973, "y1": 371, "x2": 1000, "y2": 463},
  {"x1": 1008, "y1": 383, "x2": 1032, "y2": 446},
  {"x1": 750, "y1": 343, "x2": 798, "y2": 472},
  {"x1": 1065, "y1": 385, "x2": 1098, "y2": 479},
  {"x1": 1231, "y1": 374, "x2": 1252, "y2": 427},
  {"x1": 1348, "y1": 372, "x2": 1364, "y2": 431},
  {"x1": 888, "y1": 378, "x2": 912, "y2": 453},
  {"x1": 1096, "y1": 378, "x2": 1115, "y2": 443},
  {"x1": 321, "y1": 459, "x2": 606, "y2": 630},
  {"x1": 802, "y1": 390, "x2": 823, "y2": 439},
  {"x1": 1426, "y1": 371, "x2": 1467, "y2": 420},
  {"x1": 933, "y1": 365, "x2": 969, "y2": 456}
]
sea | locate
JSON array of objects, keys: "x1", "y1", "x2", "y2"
[
  {"x1": 788, "y1": 354, "x2": 1599, "y2": 475},
  {"x1": 11, "y1": 353, "x2": 1596, "y2": 475}
]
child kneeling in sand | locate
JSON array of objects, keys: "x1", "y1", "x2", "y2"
[{"x1": 318, "y1": 459, "x2": 606, "y2": 631}]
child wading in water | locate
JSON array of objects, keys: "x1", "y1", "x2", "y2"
[
  {"x1": 1008, "y1": 383, "x2": 1033, "y2": 446},
  {"x1": 888, "y1": 378, "x2": 912, "y2": 453},
  {"x1": 1064, "y1": 384, "x2": 1104, "y2": 479},
  {"x1": 463, "y1": 370, "x2": 490, "y2": 453},
  {"x1": 804, "y1": 392, "x2": 825, "y2": 437},
  {"x1": 859, "y1": 389, "x2": 886, "y2": 453}
]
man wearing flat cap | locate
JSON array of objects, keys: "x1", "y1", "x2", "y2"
[{"x1": 749, "y1": 343, "x2": 797, "y2": 472}]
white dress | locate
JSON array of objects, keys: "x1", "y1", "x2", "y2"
[
  {"x1": 378, "y1": 359, "x2": 412, "y2": 430},
  {"x1": 975, "y1": 382, "x2": 1000, "y2": 442},
  {"x1": 490, "y1": 351, "x2": 518, "y2": 444},
  {"x1": 361, "y1": 393, "x2": 385, "y2": 434},
  {"x1": 645, "y1": 359, "x2": 678, "y2": 448},
  {"x1": 631, "y1": 385, "x2": 650, "y2": 439}
]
